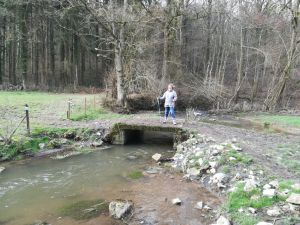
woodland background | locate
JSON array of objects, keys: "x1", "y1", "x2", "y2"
[{"x1": 0, "y1": 0, "x2": 300, "y2": 110}]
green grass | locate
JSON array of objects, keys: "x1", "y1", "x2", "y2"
[
  {"x1": 70, "y1": 108, "x2": 126, "y2": 121},
  {"x1": 226, "y1": 183, "x2": 286, "y2": 225},
  {"x1": 279, "y1": 180, "x2": 300, "y2": 194},
  {"x1": 230, "y1": 212, "x2": 259, "y2": 225},
  {"x1": 227, "y1": 150, "x2": 253, "y2": 165},
  {"x1": 0, "y1": 91, "x2": 104, "y2": 134},
  {"x1": 276, "y1": 144, "x2": 300, "y2": 174},
  {"x1": 0, "y1": 136, "x2": 49, "y2": 160},
  {"x1": 127, "y1": 170, "x2": 143, "y2": 179},
  {"x1": 219, "y1": 149, "x2": 253, "y2": 166},
  {"x1": 60, "y1": 199, "x2": 109, "y2": 220},
  {"x1": 227, "y1": 183, "x2": 282, "y2": 212},
  {"x1": 247, "y1": 114, "x2": 300, "y2": 128}
]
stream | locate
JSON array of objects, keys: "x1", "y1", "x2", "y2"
[{"x1": 0, "y1": 138, "x2": 220, "y2": 225}]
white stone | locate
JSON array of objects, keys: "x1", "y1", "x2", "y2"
[
  {"x1": 109, "y1": 200, "x2": 133, "y2": 219},
  {"x1": 256, "y1": 222, "x2": 273, "y2": 225},
  {"x1": 244, "y1": 179, "x2": 259, "y2": 192},
  {"x1": 234, "y1": 173, "x2": 241, "y2": 181},
  {"x1": 229, "y1": 157, "x2": 236, "y2": 161},
  {"x1": 232, "y1": 144, "x2": 242, "y2": 151},
  {"x1": 211, "y1": 173, "x2": 228, "y2": 185},
  {"x1": 39, "y1": 143, "x2": 46, "y2": 150},
  {"x1": 232, "y1": 138, "x2": 237, "y2": 143},
  {"x1": 267, "y1": 206, "x2": 281, "y2": 217},
  {"x1": 212, "y1": 150, "x2": 221, "y2": 156},
  {"x1": 187, "y1": 168, "x2": 200, "y2": 176},
  {"x1": 203, "y1": 205, "x2": 212, "y2": 210},
  {"x1": 292, "y1": 183, "x2": 300, "y2": 191},
  {"x1": 215, "y1": 216, "x2": 230, "y2": 225},
  {"x1": 198, "y1": 158, "x2": 204, "y2": 166},
  {"x1": 194, "y1": 201, "x2": 204, "y2": 209},
  {"x1": 248, "y1": 207, "x2": 257, "y2": 214},
  {"x1": 269, "y1": 180, "x2": 279, "y2": 189},
  {"x1": 263, "y1": 184, "x2": 271, "y2": 190},
  {"x1": 92, "y1": 140, "x2": 103, "y2": 147},
  {"x1": 238, "y1": 208, "x2": 244, "y2": 212},
  {"x1": 0, "y1": 167, "x2": 5, "y2": 174},
  {"x1": 210, "y1": 168, "x2": 216, "y2": 174},
  {"x1": 286, "y1": 193, "x2": 300, "y2": 205},
  {"x1": 209, "y1": 161, "x2": 218, "y2": 168},
  {"x1": 152, "y1": 153, "x2": 162, "y2": 162},
  {"x1": 171, "y1": 198, "x2": 182, "y2": 205},
  {"x1": 263, "y1": 189, "x2": 276, "y2": 198}
]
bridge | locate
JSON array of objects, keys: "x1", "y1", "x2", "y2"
[{"x1": 106, "y1": 119, "x2": 187, "y2": 145}]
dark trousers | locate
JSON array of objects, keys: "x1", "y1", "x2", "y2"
[{"x1": 165, "y1": 106, "x2": 175, "y2": 119}]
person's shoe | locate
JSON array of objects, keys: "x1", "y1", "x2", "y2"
[
  {"x1": 173, "y1": 120, "x2": 177, "y2": 125},
  {"x1": 163, "y1": 119, "x2": 167, "y2": 124}
]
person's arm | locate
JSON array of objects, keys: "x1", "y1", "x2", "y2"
[
  {"x1": 173, "y1": 91, "x2": 177, "y2": 102},
  {"x1": 159, "y1": 92, "x2": 166, "y2": 100}
]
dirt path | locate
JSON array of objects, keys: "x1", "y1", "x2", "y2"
[{"x1": 186, "y1": 121, "x2": 300, "y2": 180}]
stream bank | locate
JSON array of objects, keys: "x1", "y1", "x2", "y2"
[
  {"x1": 1, "y1": 116, "x2": 300, "y2": 225},
  {"x1": 169, "y1": 132, "x2": 300, "y2": 225}
]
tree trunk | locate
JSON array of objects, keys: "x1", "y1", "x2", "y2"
[{"x1": 264, "y1": 0, "x2": 300, "y2": 110}]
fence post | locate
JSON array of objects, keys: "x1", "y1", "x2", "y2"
[
  {"x1": 85, "y1": 97, "x2": 87, "y2": 117},
  {"x1": 24, "y1": 104, "x2": 30, "y2": 135},
  {"x1": 67, "y1": 99, "x2": 71, "y2": 119},
  {"x1": 94, "y1": 96, "x2": 96, "y2": 109}
]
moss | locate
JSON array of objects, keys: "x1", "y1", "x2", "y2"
[
  {"x1": 60, "y1": 199, "x2": 109, "y2": 220},
  {"x1": 127, "y1": 170, "x2": 143, "y2": 179}
]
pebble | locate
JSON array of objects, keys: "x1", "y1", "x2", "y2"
[
  {"x1": 211, "y1": 216, "x2": 230, "y2": 225},
  {"x1": 194, "y1": 201, "x2": 204, "y2": 209},
  {"x1": 286, "y1": 193, "x2": 300, "y2": 205},
  {"x1": 0, "y1": 167, "x2": 5, "y2": 174},
  {"x1": 248, "y1": 207, "x2": 257, "y2": 214},
  {"x1": 266, "y1": 206, "x2": 281, "y2": 216},
  {"x1": 244, "y1": 179, "x2": 259, "y2": 192},
  {"x1": 292, "y1": 183, "x2": 300, "y2": 191},
  {"x1": 269, "y1": 180, "x2": 279, "y2": 189},
  {"x1": 152, "y1": 153, "x2": 162, "y2": 162},
  {"x1": 263, "y1": 189, "x2": 276, "y2": 198},
  {"x1": 171, "y1": 198, "x2": 182, "y2": 205}
]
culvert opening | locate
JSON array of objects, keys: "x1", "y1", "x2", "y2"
[
  {"x1": 121, "y1": 130, "x2": 174, "y2": 146},
  {"x1": 109, "y1": 123, "x2": 187, "y2": 146}
]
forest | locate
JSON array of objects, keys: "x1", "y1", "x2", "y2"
[{"x1": 0, "y1": 0, "x2": 299, "y2": 110}]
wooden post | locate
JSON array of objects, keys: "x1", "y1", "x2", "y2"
[
  {"x1": 24, "y1": 104, "x2": 30, "y2": 135},
  {"x1": 94, "y1": 96, "x2": 96, "y2": 109},
  {"x1": 67, "y1": 99, "x2": 71, "y2": 119},
  {"x1": 84, "y1": 97, "x2": 87, "y2": 117}
]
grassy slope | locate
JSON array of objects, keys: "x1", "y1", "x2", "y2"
[{"x1": 0, "y1": 91, "x2": 126, "y2": 136}]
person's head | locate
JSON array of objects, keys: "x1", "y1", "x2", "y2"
[{"x1": 168, "y1": 83, "x2": 175, "y2": 91}]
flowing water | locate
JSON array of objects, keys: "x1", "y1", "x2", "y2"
[{"x1": 0, "y1": 135, "x2": 220, "y2": 225}]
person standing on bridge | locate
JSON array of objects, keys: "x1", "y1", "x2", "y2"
[{"x1": 158, "y1": 83, "x2": 178, "y2": 125}]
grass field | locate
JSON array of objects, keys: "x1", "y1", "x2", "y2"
[
  {"x1": 0, "y1": 91, "x2": 126, "y2": 138},
  {"x1": 243, "y1": 113, "x2": 300, "y2": 128}
]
